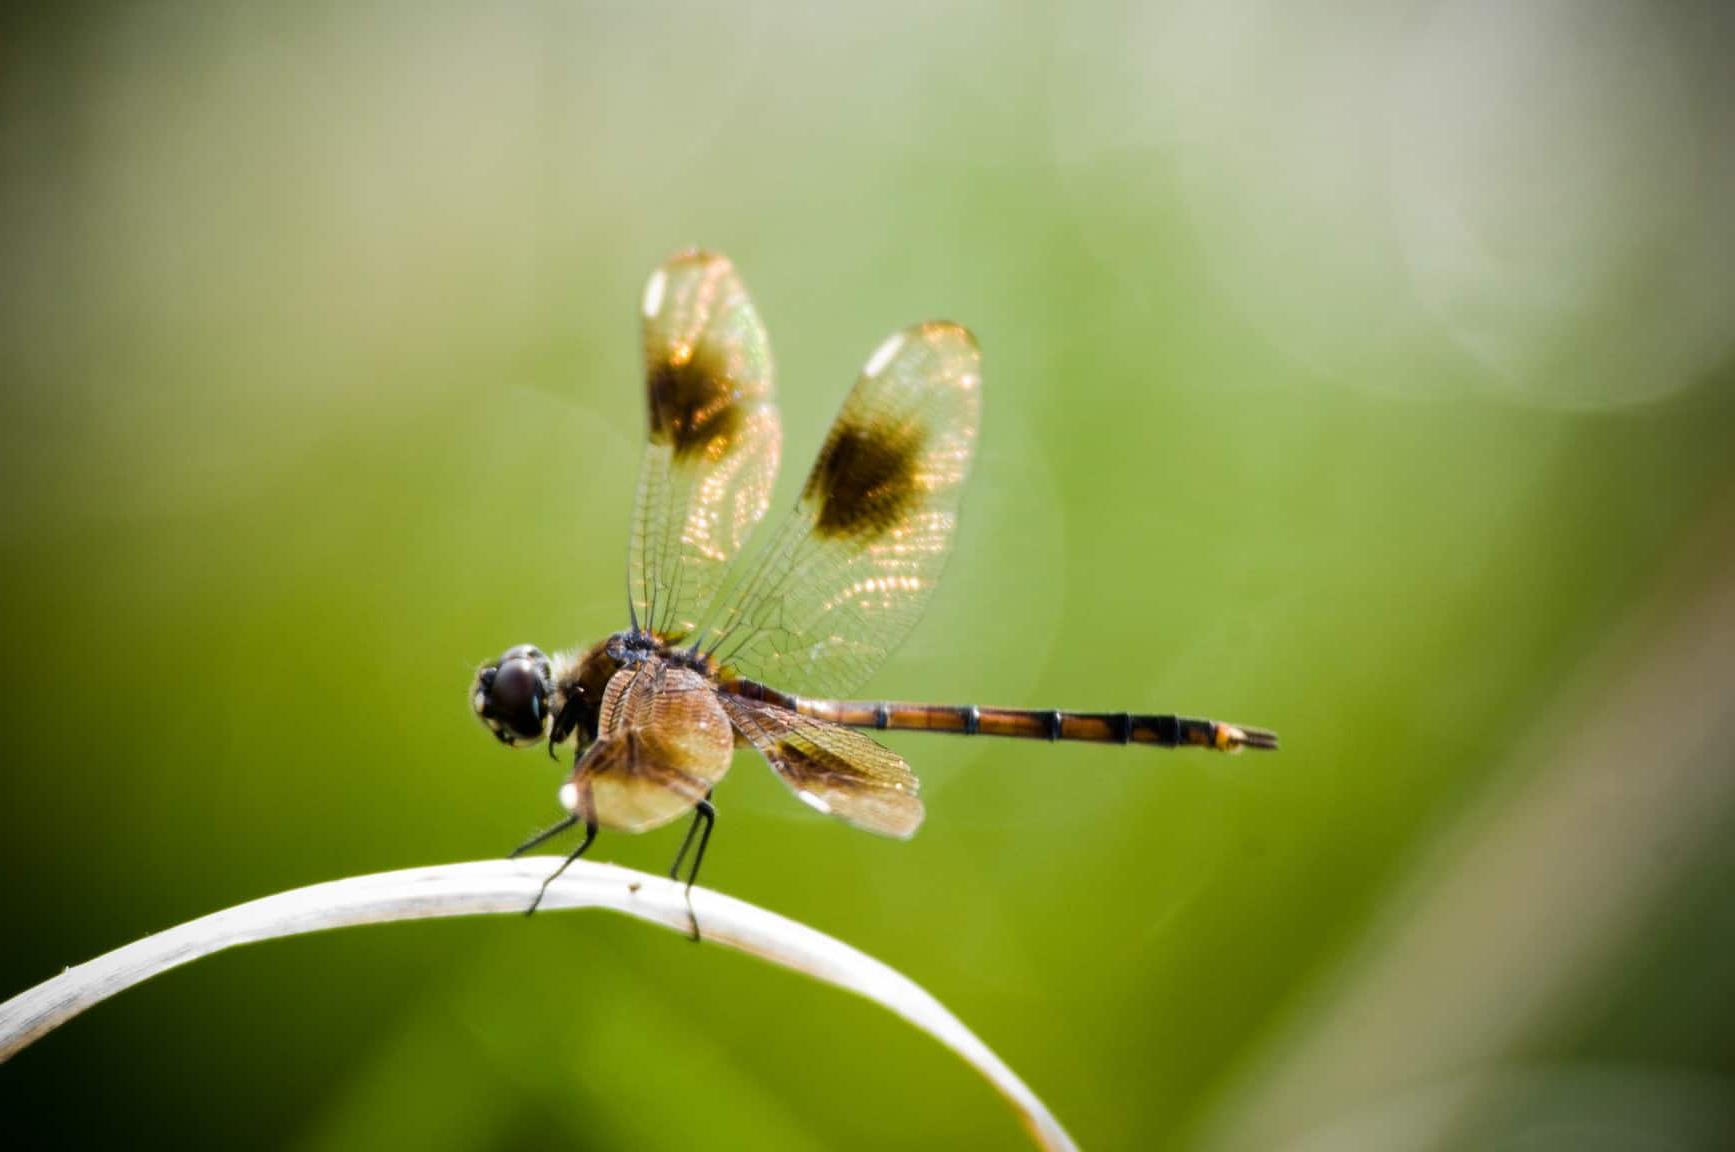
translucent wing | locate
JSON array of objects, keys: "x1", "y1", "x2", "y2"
[
  {"x1": 561, "y1": 658, "x2": 734, "y2": 833},
  {"x1": 629, "y1": 250, "x2": 780, "y2": 642},
  {"x1": 699, "y1": 322, "x2": 981, "y2": 698},
  {"x1": 719, "y1": 694, "x2": 923, "y2": 839}
]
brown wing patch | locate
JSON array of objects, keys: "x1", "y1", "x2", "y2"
[
  {"x1": 721, "y1": 694, "x2": 923, "y2": 839},
  {"x1": 631, "y1": 250, "x2": 780, "y2": 638},
  {"x1": 648, "y1": 347, "x2": 743, "y2": 462},
  {"x1": 696, "y1": 322, "x2": 979, "y2": 699},
  {"x1": 803, "y1": 418, "x2": 924, "y2": 541}
]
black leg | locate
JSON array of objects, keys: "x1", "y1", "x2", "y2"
[
  {"x1": 508, "y1": 814, "x2": 578, "y2": 859},
  {"x1": 524, "y1": 820, "x2": 597, "y2": 916},
  {"x1": 668, "y1": 794, "x2": 707, "y2": 881},
  {"x1": 667, "y1": 795, "x2": 715, "y2": 942}
]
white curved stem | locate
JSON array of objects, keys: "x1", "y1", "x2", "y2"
[{"x1": 0, "y1": 858, "x2": 1076, "y2": 1152}]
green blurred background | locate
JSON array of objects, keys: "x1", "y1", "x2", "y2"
[{"x1": 4, "y1": 3, "x2": 1735, "y2": 1149}]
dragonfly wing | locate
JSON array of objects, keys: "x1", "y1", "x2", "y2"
[
  {"x1": 629, "y1": 250, "x2": 780, "y2": 642},
  {"x1": 721, "y1": 693, "x2": 924, "y2": 839},
  {"x1": 561, "y1": 658, "x2": 735, "y2": 833},
  {"x1": 698, "y1": 322, "x2": 980, "y2": 698}
]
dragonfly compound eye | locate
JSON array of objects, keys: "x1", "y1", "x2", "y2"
[{"x1": 472, "y1": 646, "x2": 551, "y2": 747}]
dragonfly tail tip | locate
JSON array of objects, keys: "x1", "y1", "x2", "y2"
[{"x1": 1218, "y1": 723, "x2": 1280, "y2": 752}]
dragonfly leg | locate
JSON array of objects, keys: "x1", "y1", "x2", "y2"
[
  {"x1": 523, "y1": 819, "x2": 598, "y2": 917},
  {"x1": 508, "y1": 814, "x2": 577, "y2": 858},
  {"x1": 668, "y1": 792, "x2": 716, "y2": 942}
]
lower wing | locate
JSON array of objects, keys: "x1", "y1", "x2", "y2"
[{"x1": 719, "y1": 693, "x2": 924, "y2": 839}]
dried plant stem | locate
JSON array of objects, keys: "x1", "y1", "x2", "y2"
[{"x1": 0, "y1": 858, "x2": 1075, "y2": 1151}]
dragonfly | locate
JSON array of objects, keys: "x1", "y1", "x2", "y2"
[{"x1": 471, "y1": 249, "x2": 1277, "y2": 925}]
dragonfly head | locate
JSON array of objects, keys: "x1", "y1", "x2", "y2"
[{"x1": 471, "y1": 644, "x2": 552, "y2": 748}]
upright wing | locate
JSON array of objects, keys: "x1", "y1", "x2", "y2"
[
  {"x1": 719, "y1": 694, "x2": 923, "y2": 838},
  {"x1": 699, "y1": 322, "x2": 981, "y2": 698},
  {"x1": 629, "y1": 250, "x2": 780, "y2": 641}
]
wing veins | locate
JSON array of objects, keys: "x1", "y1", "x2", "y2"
[
  {"x1": 627, "y1": 251, "x2": 779, "y2": 642},
  {"x1": 692, "y1": 322, "x2": 978, "y2": 699}
]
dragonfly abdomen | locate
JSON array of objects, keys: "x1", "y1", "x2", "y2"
[{"x1": 725, "y1": 679, "x2": 1277, "y2": 753}]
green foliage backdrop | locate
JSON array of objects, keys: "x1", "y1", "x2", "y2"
[{"x1": 4, "y1": 4, "x2": 1733, "y2": 1149}]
